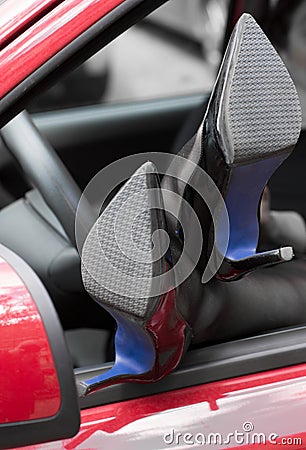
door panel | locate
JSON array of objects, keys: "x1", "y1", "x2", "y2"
[{"x1": 32, "y1": 94, "x2": 208, "y2": 188}]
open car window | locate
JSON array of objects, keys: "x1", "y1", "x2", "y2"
[{"x1": 26, "y1": 0, "x2": 230, "y2": 112}]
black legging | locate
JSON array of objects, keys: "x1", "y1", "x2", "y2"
[{"x1": 269, "y1": 130, "x2": 306, "y2": 222}]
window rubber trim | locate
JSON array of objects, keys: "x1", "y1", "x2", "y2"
[{"x1": 76, "y1": 326, "x2": 306, "y2": 409}]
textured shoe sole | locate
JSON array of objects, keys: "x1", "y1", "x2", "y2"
[
  {"x1": 81, "y1": 162, "x2": 167, "y2": 320},
  {"x1": 218, "y1": 14, "x2": 302, "y2": 166}
]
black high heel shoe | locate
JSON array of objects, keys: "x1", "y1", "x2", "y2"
[
  {"x1": 78, "y1": 13, "x2": 302, "y2": 395},
  {"x1": 79, "y1": 162, "x2": 191, "y2": 396},
  {"x1": 162, "y1": 13, "x2": 302, "y2": 282}
]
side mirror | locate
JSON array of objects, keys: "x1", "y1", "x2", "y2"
[{"x1": 0, "y1": 244, "x2": 80, "y2": 449}]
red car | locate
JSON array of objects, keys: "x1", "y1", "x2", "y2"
[{"x1": 1, "y1": 0, "x2": 306, "y2": 448}]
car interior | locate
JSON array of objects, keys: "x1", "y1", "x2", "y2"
[{"x1": 0, "y1": 0, "x2": 306, "y2": 409}]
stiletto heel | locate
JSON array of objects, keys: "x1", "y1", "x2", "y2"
[
  {"x1": 79, "y1": 162, "x2": 191, "y2": 396},
  {"x1": 162, "y1": 13, "x2": 302, "y2": 281}
]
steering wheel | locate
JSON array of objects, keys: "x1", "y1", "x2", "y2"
[
  {"x1": 1, "y1": 110, "x2": 94, "y2": 248},
  {"x1": 0, "y1": 110, "x2": 116, "y2": 334}
]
